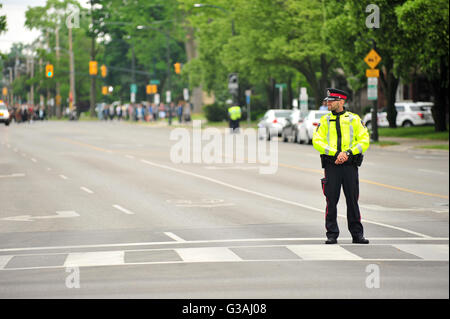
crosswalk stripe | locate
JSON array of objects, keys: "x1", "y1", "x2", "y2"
[
  {"x1": 393, "y1": 244, "x2": 449, "y2": 261},
  {"x1": 287, "y1": 245, "x2": 363, "y2": 260},
  {"x1": 0, "y1": 256, "x2": 13, "y2": 270},
  {"x1": 175, "y1": 247, "x2": 242, "y2": 262},
  {"x1": 64, "y1": 251, "x2": 125, "y2": 267}
]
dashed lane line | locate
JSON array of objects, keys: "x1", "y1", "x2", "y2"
[
  {"x1": 112, "y1": 204, "x2": 135, "y2": 215},
  {"x1": 164, "y1": 232, "x2": 186, "y2": 242},
  {"x1": 80, "y1": 186, "x2": 94, "y2": 194}
]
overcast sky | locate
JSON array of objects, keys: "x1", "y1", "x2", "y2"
[{"x1": 0, "y1": 0, "x2": 90, "y2": 53}]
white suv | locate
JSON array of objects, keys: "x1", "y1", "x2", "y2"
[
  {"x1": 363, "y1": 101, "x2": 434, "y2": 129},
  {"x1": 0, "y1": 103, "x2": 11, "y2": 126}
]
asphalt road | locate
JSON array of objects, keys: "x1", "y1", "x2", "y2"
[{"x1": 0, "y1": 120, "x2": 448, "y2": 299}]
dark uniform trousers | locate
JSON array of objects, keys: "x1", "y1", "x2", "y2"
[{"x1": 322, "y1": 163, "x2": 364, "y2": 240}]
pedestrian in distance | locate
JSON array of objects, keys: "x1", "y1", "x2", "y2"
[
  {"x1": 177, "y1": 102, "x2": 183, "y2": 123},
  {"x1": 312, "y1": 88, "x2": 370, "y2": 245},
  {"x1": 168, "y1": 102, "x2": 175, "y2": 126},
  {"x1": 228, "y1": 104, "x2": 242, "y2": 133}
]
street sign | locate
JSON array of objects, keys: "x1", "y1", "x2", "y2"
[
  {"x1": 364, "y1": 49, "x2": 381, "y2": 69},
  {"x1": 130, "y1": 84, "x2": 137, "y2": 94},
  {"x1": 300, "y1": 87, "x2": 308, "y2": 113},
  {"x1": 183, "y1": 88, "x2": 189, "y2": 101},
  {"x1": 245, "y1": 89, "x2": 251, "y2": 105},
  {"x1": 131, "y1": 93, "x2": 136, "y2": 103},
  {"x1": 367, "y1": 77, "x2": 378, "y2": 100},
  {"x1": 275, "y1": 83, "x2": 287, "y2": 89},
  {"x1": 166, "y1": 91, "x2": 171, "y2": 103},
  {"x1": 150, "y1": 79, "x2": 160, "y2": 85},
  {"x1": 154, "y1": 93, "x2": 160, "y2": 105},
  {"x1": 366, "y1": 69, "x2": 379, "y2": 78}
]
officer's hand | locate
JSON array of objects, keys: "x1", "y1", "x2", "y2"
[{"x1": 335, "y1": 152, "x2": 348, "y2": 164}]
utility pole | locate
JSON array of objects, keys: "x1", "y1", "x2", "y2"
[
  {"x1": 55, "y1": 27, "x2": 61, "y2": 118},
  {"x1": 89, "y1": 0, "x2": 96, "y2": 117},
  {"x1": 68, "y1": 25, "x2": 76, "y2": 113}
]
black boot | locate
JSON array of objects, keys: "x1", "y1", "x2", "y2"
[
  {"x1": 352, "y1": 237, "x2": 369, "y2": 244},
  {"x1": 325, "y1": 238, "x2": 338, "y2": 244}
]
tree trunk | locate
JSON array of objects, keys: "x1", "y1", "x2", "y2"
[
  {"x1": 430, "y1": 56, "x2": 448, "y2": 132},
  {"x1": 380, "y1": 67, "x2": 399, "y2": 128}
]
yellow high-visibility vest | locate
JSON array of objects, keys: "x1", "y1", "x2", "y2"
[
  {"x1": 228, "y1": 106, "x2": 242, "y2": 121},
  {"x1": 312, "y1": 111, "x2": 370, "y2": 156}
]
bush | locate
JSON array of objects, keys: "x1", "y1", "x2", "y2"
[{"x1": 203, "y1": 102, "x2": 228, "y2": 122}]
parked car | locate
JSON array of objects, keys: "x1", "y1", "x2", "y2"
[
  {"x1": 0, "y1": 102, "x2": 11, "y2": 126},
  {"x1": 281, "y1": 109, "x2": 306, "y2": 143},
  {"x1": 258, "y1": 109, "x2": 293, "y2": 140},
  {"x1": 297, "y1": 110, "x2": 330, "y2": 144},
  {"x1": 363, "y1": 101, "x2": 434, "y2": 129}
]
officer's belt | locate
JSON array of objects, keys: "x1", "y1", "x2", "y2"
[{"x1": 320, "y1": 154, "x2": 364, "y2": 168}]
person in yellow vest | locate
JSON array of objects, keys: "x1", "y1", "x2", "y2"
[
  {"x1": 228, "y1": 105, "x2": 242, "y2": 133},
  {"x1": 312, "y1": 88, "x2": 370, "y2": 245}
]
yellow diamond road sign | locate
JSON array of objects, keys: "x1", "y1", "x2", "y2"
[{"x1": 364, "y1": 49, "x2": 381, "y2": 69}]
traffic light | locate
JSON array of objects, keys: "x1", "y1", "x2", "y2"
[
  {"x1": 102, "y1": 86, "x2": 108, "y2": 95},
  {"x1": 2, "y1": 87, "x2": 7, "y2": 96},
  {"x1": 89, "y1": 61, "x2": 98, "y2": 76},
  {"x1": 174, "y1": 62, "x2": 181, "y2": 74},
  {"x1": 100, "y1": 64, "x2": 107, "y2": 78},
  {"x1": 45, "y1": 64, "x2": 54, "y2": 78}
]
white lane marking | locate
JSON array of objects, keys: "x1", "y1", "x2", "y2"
[
  {"x1": 432, "y1": 209, "x2": 449, "y2": 214},
  {"x1": 205, "y1": 166, "x2": 259, "y2": 170},
  {"x1": 140, "y1": 159, "x2": 433, "y2": 238},
  {"x1": 64, "y1": 251, "x2": 125, "y2": 267},
  {"x1": 31, "y1": 158, "x2": 37, "y2": 163},
  {"x1": 112, "y1": 204, "x2": 135, "y2": 215},
  {"x1": 287, "y1": 245, "x2": 363, "y2": 260},
  {"x1": 419, "y1": 169, "x2": 447, "y2": 176},
  {"x1": 3, "y1": 257, "x2": 449, "y2": 271},
  {"x1": 175, "y1": 247, "x2": 241, "y2": 262},
  {"x1": 0, "y1": 256, "x2": 13, "y2": 270},
  {"x1": 0, "y1": 237, "x2": 447, "y2": 253},
  {"x1": 80, "y1": 186, "x2": 94, "y2": 194},
  {"x1": 0, "y1": 173, "x2": 25, "y2": 179},
  {"x1": 125, "y1": 155, "x2": 135, "y2": 159},
  {"x1": 393, "y1": 244, "x2": 449, "y2": 261},
  {"x1": 361, "y1": 204, "x2": 448, "y2": 213},
  {"x1": 0, "y1": 211, "x2": 79, "y2": 222},
  {"x1": 164, "y1": 232, "x2": 186, "y2": 242},
  {"x1": 59, "y1": 174, "x2": 68, "y2": 180}
]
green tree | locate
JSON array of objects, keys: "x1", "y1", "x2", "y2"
[
  {"x1": 325, "y1": 0, "x2": 414, "y2": 128},
  {"x1": 396, "y1": 0, "x2": 449, "y2": 131},
  {"x1": 0, "y1": 3, "x2": 6, "y2": 34}
]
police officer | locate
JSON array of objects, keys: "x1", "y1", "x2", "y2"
[
  {"x1": 228, "y1": 104, "x2": 242, "y2": 133},
  {"x1": 312, "y1": 88, "x2": 370, "y2": 245}
]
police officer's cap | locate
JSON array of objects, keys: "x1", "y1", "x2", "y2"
[{"x1": 324, "y1": 88, "x2": 349, "y2": 101}]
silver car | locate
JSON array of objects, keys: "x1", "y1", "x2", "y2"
[
  {"x1": 298, "y1": 110, "x2": 330, "y2": 144},
  {"x1": 281, "y1": 109, "x2": 306, "y2": 143},
  {"x1": 258, "y1": 109, "x2": 293, "y2": 140}
]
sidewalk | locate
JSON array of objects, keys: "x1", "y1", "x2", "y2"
[{"x1": 372, "y1": 136, "x2": 449, "y2": 153}]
